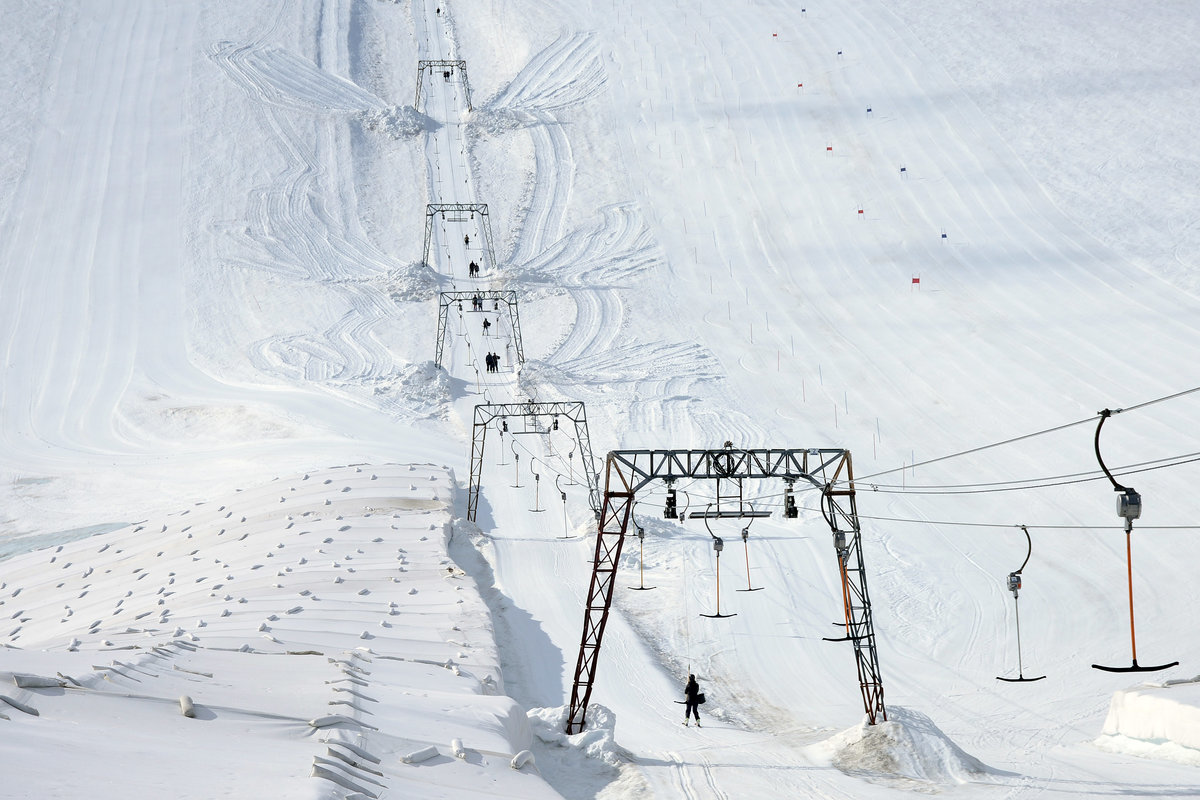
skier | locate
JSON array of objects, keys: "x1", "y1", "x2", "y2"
[
  {"x1": 683, "y1": 674, "x2": 702, "y2": 727},
  {"x1": 482, "y1": 318, "x2": 491, "y2": 335},
  {"x1": 464, "y1": 234, "x2": 470, "y2": 246}
]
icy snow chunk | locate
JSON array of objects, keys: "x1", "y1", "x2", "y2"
[
  {"x1": 13, "y1": 674, "x2": 64, "y2": 689},
  {"x1": 401, "y1": 745, "x2": 439, "y2": 764},
  {"x1": 1095, "y1": 679, "x2": 1200, "y2": 765}
]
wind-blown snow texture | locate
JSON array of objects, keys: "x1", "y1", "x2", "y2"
[{"x1": 2, "y1": 0, "x2": 1200, "y2": 797}]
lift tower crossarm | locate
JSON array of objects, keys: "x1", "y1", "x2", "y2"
[
  {"x1": 434, "y1": 290, "x2": 525, "y2": 368},
  {"x1": 566, "y1": 446, "x2": 885, "y2": 735},
  {"x1": 467, "y1": 401, "x2": 600, "y2": 521},
  {"x1": 422, "y1": 203, "x2": 498, "y2": 278},
  {"x1": 608, "y1": 448, "x2": 845, "y2": 493},
  {"x1": 415, "y1": 60, "x2": 473, "y2": 111}
]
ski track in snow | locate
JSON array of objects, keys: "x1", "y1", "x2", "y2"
[
  {"x1": 206, "y1": 12, "x2": 437, "y2": 419},
  {"x1": 7, "y1": 1, "x2": 1200, "y2": 798},
  {"x1": 475, "y1": 33, "x2": 745, "y2": 446},
  {"x1": 209, "y1": 39, "x2": 389, "y2": 114}
]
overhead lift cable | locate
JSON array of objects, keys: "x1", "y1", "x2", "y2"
[
  {"x1": 860, "y1": 450, "x2": 1200, "y2": 495},
  {"x1": 855, "y1": 385, "x2": 1200, "y2": 485}
]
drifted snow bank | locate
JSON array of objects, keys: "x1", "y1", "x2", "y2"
[
  {"x1": 808, "y1": 706, "x2": 994, "y2": 787},
  {"x1": 1094, "y1": 676, "x2": 1200, "y2": 765},
  {"x1": 526, "y1": 705, "x2": 650, "y2": 799}
]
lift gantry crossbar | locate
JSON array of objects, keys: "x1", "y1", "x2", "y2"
[
  {"x1": 565, "y1": 446, "x2": 886, "y2": 734},
  {"x1": 435, "y1": 290, "x2": 525, "y2": 368},
  {"x1": 467, "y1": 401, "x2": 601, "y2": 522},
  {"x1": 414, "y1": 59, "x2": 473, "y2": 112},
  {"x1": 422, "y1": 204, "x2": 497, "y2": 277}
]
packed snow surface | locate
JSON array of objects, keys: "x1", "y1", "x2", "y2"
[{"x1": 3, "y1": 0, "x2": 1200, "y2": 797}]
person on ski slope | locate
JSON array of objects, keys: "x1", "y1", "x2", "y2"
[{"x1": 684, "y1": 674, "x2": 701, "y2": 727}]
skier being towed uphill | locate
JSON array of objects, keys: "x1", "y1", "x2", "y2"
[{"x1": 683, "y1": 674, "x2": 702, "y2": 727}]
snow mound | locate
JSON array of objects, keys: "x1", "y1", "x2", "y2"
[
  {"x1": 528, "y1": 704, "x2": 630, "y2": 768},
  {"x1": 378, "y1": 260, "x2": 442, "y2": 302},
  {"x1": 809, "y1": 706, "x2": 994, "y2": 787},
  {"x1": 525, "y1": 705, "x2": 649, "y2": 800},
  {"x1": 387, "y1": 361, "x2": 455, "y2": 411},
  {"x1": 359, "y1": 104, "x2": 434, "y2": 138},
  {"x1": 1094, "y1": 677, "x2": 1200, "y2": 766}
]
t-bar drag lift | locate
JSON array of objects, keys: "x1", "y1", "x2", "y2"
[
  {"x1": 997, "y1": 526, "x2": 1045, "y2": 682},
  {"x1": 1091, "y1": 409, "x2": 1179, "y2": 673}
]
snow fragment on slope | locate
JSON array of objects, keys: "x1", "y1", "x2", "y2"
[{"x1": 809, "y1": 706, "x2": 993, "y2": 786}]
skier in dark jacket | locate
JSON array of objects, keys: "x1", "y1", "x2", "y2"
[{"x1": 683, "y1": 674, "x2": 701, "y2": 727}]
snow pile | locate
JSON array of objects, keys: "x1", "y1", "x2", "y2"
[
  {"x1": 360, "y1": 104, "x2": 434, "y2": 139},
  {"x1": 368, "y1": 361, "x2": 457, "y2": 420},
  {"x1": 526, "y1": 705, "x2": 649, "y2": 800},
  {"x1": 528, "y1": 704, "x2": 631, "y2": 768},
  {"x1": 809, "y1": 706, "x2": 994, "y2": 787},
  {"x1": 467, "y1": 107, "x2": 526, "y2": 138},
  {"x1": 1095, "y1": 677, "x2": 1200, "y2": 765},
  {"x1": 377, "y1": 260, "x2": 443, "y2": 302}
]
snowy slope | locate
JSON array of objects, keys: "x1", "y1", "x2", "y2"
[{"x1": 3, "y1": 0, "x2": 1200, "y2": 797}]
